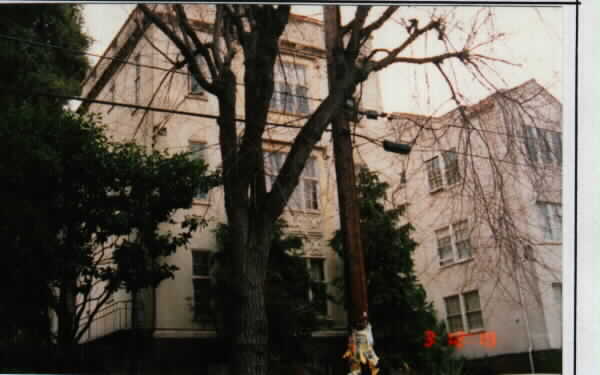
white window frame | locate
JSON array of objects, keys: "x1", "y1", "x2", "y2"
[
  {"x1": 536, "y1": 201, "x2": 562, "y2": 242},
  {"x1": 192, "y1": 249, "x2": 212, "y2": 321},
  {"x1": 426, "y1": 148, "x2": 460, "y2": 192},
  {"x1": 444, "y1": 290, "x2": 484, "y2": 333},
  {"x1": 270, "y1": 61, "x2": 310, "y2": 115},
  {"x1": 435, "y1": 219, "x2": 473, "y2": 266},
  {"x1": 134, "y1": 53, "x2": 141, "y2": 105},
  {"x1": 187, "y1": 56, "x2": 208, "y2": 96},
  {"x1": 306, "y1": 257, "x2": 328, "y2": 317},
  {"x1": 189, "y1": 141, "x2": 209, "y2": 201},
  {"x1": 264, "y1": 151, "x2": 320, "y2": 212},
  {"x1": 109, "y1": 81, "x2": 116, "y2": 102},
  {"x1": 524, "y1": 126, "x2": 562, "y2": 166}
]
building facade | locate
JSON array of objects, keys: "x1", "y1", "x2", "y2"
[
  {"x1": 355, "y1": 79, "x2": 562, "y2": 372},
  {"x1": 78, "y1": 5, "x2": 383, "y2": 374},
  {"x1": 79, "y1": 5, "x2": 562, "y2": 374}
]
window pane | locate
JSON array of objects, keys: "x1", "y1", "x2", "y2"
[
  {"x1": 456, "y1": 240, "x2": 472, "y2": 259},
  {"x1": 466, "y1": 311, "x2": 484, "y2": 330},
  {"x1": 524, "y1": 126, "x2": 538, "y2": 163},
  {"x1": 189, "y1": 143, "x2": 208, "y2": 199},
  {"x1": 281, "y1": 83, "x2": 294, "y2": 113},
  {"x1": 192, "y1": 251, "x2": 211, "y2": 276},
  {"x1": 552, "y1": 204, "x2": 562, "y2": 241},
  {"x1": 453, "y1": 221, "x2": 472, "y2": 259},
  {"x1": 443, "y1": 150, "x2": 460, "y2": 185},
  {"x1": 453, "y1": 220, "x2": 468, "y2": 241},
  {"x1": 448, "y1": 316, "x2": 464, "y2": 332},
  {"x1": 312, "y1": 282, "x2": 328, "y2": 316},
  {"x1": 193, "y1": 278, "x2": 211, "y2": 319},
  {"x1": 304, "y1": 180, "x2": 319, "y2": 210},
  {"x1": 436, "y1": 227, "x2": 453, "y2": 264},
  {"x1": 303, "y1": 158, "x2": 317, "y2": 178},
  {"x1": 551, "y1": 131, "x2": 562, "y2": 165},
  {"x1": 309, "y1": 258, "x2": 325, "y2": 281},
  {"x1": 537, "y1": 203, "x2": 553, "y2": 240},
  {"x1": 427, "y1": 157, "x2": 443, "y2": 191},
  {"x1": 538, "y1": 128, "x2": 553, "y2": 164},
  {"x1": 463, "y1": 291, "x2": 481, "y2": 312},
  {"x1": 296, "y1": 86, "x2": 309, "y2": 114},
  {"x1": 270, "y1": 82, "x2": 283, "y2": 111},
  {"x1": 444, "y1": 295, "x2": 461, "y2": 315}
]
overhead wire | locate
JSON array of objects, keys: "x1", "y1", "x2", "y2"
[{"x1": 0, "y1": 32, "x2": 555, "y2": 143}]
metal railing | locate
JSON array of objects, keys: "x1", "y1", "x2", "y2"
[{"x1": 78, "y1": 299, "x2": 133, "y2": 343}]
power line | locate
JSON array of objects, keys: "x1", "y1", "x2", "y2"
[
  {"x1": 0, "y1": 32, "x2": 559, "y2": 143},
  {"x1": 0, "y1": 33, "x2": 326, "y2": 104},
  {"x1": 5, "y1": 85, "x2": 560, "y2": 171}
]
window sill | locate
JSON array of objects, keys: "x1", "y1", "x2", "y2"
[
  {"x1": 537, "y1": 241, "x2": 562, "y2": 246},
  {"x1": 449, "y1": 328, "x2": 486, "y2": 337},
  {"x1": 269, "y1": 109, "x2": 310, "y2": 118},
  {"x1": 285, "y1": 208, "x2": 321, "y2": 216},
  {"x1": 439, "y1": 256, "x2": 473, "y2": 269},
  {"x1": 186, "y1": 92, "x2": 208, "y2": 101},
  {"x1": 192, "y1": 198, "x2": 210, "y2": 206},
  {"x1": 429, "y1": 181, "x2": 462, "y2": 195}
]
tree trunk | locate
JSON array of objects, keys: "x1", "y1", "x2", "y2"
[
  {"x1": 229, "y1": 223, "x2": 271, "y2": 375},
  {"x1": 57, "y1": 278, "x2": 77, "y2": 371}
]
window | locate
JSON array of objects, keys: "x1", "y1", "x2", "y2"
[
  {"x1": 443, "y1": 150, "x2": 460, "y2": 185},
  {"x1": 109, "y1": 81, "x2": 116, "y2": 102},
  {"x1": 399, "y1": 170, "x2": 407, "y2": 186},
  {"x1": 134, "y1": 53, "x2": 141, "y2": 105},
  {"x1": 265, "y1": 151, "x2": 320, "y2": 210},
  {"x1": 426, "y1": 157, "x2": 443, "y2": 191},
  {"x1": 435, "y1": 220, "x2": 472, "y2": 266},
  {"x1": 270, "y1": 62, "x2": 309, "y2": 114},
  {"x1": 189, "y1": 142, "x2": 208, "y2": 200},
  {"x1": 524, "y1": 126, "x2": 562, "y2": 165},
  {"x1": 192, "y1": 250, "x2": 212, "y2": 321},
  {"x1": 444, "y1": 290, "x2": 484, "y2": 333},
  {"x1": 463, "y1": 291, "x2": 484, "y2": 330},
  {"x1": 186, "y1": 56, "x2": 208, "y2": 95},
  {"x1": 536, "y1": 202, "x2": 562, "y2": 242},
  {"x1": 426, "y1": 148, "x2": 460, "y2": 192},
  {"x1": 444, "y1": 295, "x2": 464, "y2": 332},
  {"x1": 307, "y1": 258, "x2": 327, "y2": 316},
  {"x1": 552, "y1": 282, "x2": 562, "y2": 343}
]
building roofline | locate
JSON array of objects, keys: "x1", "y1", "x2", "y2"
[
  {"x1": 81, "y1": 6, "x2": 140, "y2": 89},
  {"x1": 389, "y1": 79, "x2": 560, "y2": 121}
]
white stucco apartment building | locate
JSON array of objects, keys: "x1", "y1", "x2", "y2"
[
  {"x1": 355, "y1": 79, "x2": 562, "y2": 372},
  {"x1": 78, "y1": 5, "x2": 562, "y2": 374},
  {"x1": 78, "y1": 5, "x2": 382, "y2": 374}
]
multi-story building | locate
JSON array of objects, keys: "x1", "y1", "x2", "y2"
[
  {"x1": 78, "y1": 5, "x2": 383, "y2": 374},
  {"x1": 79, "y1": 5, "x2": 562, "y2": 374},
  {"x1": 356, "y1": 79, "x2": 562, "y2": 373}
]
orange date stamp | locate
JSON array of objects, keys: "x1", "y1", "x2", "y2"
[{"x1": 423, "y1": 330, "x2": 496, "y2": 348}]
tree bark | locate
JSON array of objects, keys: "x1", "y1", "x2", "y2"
[{"x1": 57, "y1": 277, "x2": 77, "y2": 371}]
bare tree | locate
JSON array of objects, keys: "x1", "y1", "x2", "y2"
[{"x1": 131, "y1": 4, "x2": 515, "y2": 375}]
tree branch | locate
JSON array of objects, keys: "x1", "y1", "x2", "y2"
[
  {"x1": 138, "y1": 4, "x2": 216, "y2": 94},
  {"x1": 369, "y1": 18, "x2": 446, "y2": 71},
  {"x1": 360, "y1": 6, "x2": 399, "y2": 40},
  {"x1": 173, "y1": 5, "x2": 219, "y2": 82}
]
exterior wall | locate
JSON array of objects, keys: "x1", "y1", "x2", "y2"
[
  {"x1": 357, "y1": 80, "x2": 562, "y2": 360},
  {"x1": 79, "y1": 6, "x2": 384, "y2": 344}
]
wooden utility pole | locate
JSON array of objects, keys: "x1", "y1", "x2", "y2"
[{"x1": 324, "y1": 5, "x2": 369, "y2": 333}]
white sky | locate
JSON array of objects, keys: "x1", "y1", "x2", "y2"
[{"x1": 82, "y1": 4, "x2": 563, "y2": 114}]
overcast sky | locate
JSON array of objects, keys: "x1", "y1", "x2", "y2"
[{"x1": 82, "y1": 4, "x2": 563, "y2": 114}]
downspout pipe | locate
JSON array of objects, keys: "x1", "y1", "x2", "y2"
[{"x1": 516, "y1": 259, "x2": 536, "y2": 374}]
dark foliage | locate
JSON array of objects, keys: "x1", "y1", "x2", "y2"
[{"x1": 330, "y1": 167, "x2": 455, "y2": 374}]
